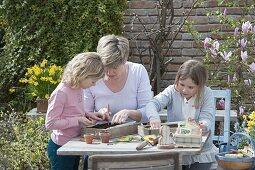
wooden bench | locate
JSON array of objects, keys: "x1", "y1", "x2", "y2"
[
  {"x1": 89, "y1": 151, "x2": 179, "y2": 170},
  {"x1": 158, "y1": 109, "x2": 237, "y2": 122}
]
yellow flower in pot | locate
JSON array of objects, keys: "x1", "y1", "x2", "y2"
[{"x1": 19, "y1": 59, "x2": 63, "y2": 112}]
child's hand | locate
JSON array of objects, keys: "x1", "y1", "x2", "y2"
[
  {"x1": 149, "y1": 119, "x2": 161, "y2": 129},
  {"x1": 198, "y1": 121, "x2": 208, "y2": 132},
  {"x1": 98, "y1": 107, "x2": 111, "y2": 121},
  {"x1": 86, "y1": 112, "x2": 105, "y2": 124},
  {"x1": 78, "y1": 117, "x2": 93, "y2": 126}
]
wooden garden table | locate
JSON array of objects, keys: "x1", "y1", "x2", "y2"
[{"x1": 57, "y1": 132, "x2": 210, "y2": 170}]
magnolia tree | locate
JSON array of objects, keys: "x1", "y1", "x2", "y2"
[
  {"x1": 184, "y1": 0, "x2": 255, "y2": 118},
  {"x1": 182, "y1": 0, "x2": 255, "y2": 138},
  {"x1": 203, "y1": 20, "x2": 255, "y2": 114}
]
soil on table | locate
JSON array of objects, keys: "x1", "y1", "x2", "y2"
[
  {"x1": 142, "y1": 123, "x2": 178, "y2": 128},
  {"x1": 87, "y1": 123, "x2": 120, "y2": 129}
]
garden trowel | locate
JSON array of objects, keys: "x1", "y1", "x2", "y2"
[{"x1": 136, "y1": 135, "x2": 159, "y2": 150}]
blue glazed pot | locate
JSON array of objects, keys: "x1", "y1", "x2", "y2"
[
  {"x1": 215, "y1": 152, "x2": 254, "y2": 170},
  {"x1": 216, "y1": 132, "x2": 255, "y2": 170}
]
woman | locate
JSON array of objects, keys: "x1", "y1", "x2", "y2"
[{"x1": 84, "y1": 34, "x2": 153, "y2": 124}]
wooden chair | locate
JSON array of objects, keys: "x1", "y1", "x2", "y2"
[
  {"x1": 211, "y1": 89, "x2": 231, "y2": 143},
  {"x1": 89, "y1": 151, "x2": 179, "y2": 170}
]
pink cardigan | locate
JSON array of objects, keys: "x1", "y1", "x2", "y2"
[{"x1": 45, "y1": 82, "x2": 86, "y2": 146}]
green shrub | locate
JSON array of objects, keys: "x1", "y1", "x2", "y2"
[
  {"x1": 0, "y1": 108, "x2": 50, "y2": 169},
  {"x1": 0, "y1": 0, "x2": 127, "y2": 111}
]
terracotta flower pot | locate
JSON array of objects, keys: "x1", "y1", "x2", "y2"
[
  {"x1": 84, "y1": 134, "x2": 94, "y2": 144},
  {"x1": 36, "y1": 99, "x2": 48, "y2": 113},
  {"x1": 99, "y1": 131, "x2": 111, "y2": 143}
]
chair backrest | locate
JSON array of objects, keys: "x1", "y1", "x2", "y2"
[
  {"x1": 211, "y1": 89, "x2": 231, "y2": 143},
  {"x1": 89, "y1": 151, "x2": 179, "y2": 170}
]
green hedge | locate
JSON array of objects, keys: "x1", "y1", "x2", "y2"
[{"x1": 0, "y1": 0, "x2": 127, "y2": 111}]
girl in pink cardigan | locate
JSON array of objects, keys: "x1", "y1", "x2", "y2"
[{"x1": 45, "y1": 52, "x2": 105, "y2": 170}]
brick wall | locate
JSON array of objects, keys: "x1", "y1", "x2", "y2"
[{"x1": 123, "y1": 0, "x2": 241, "y2": 89}]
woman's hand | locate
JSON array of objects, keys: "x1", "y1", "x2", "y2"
[
  {"x1": 111, "y1": 109, "x2": 129, "y2": 124},
  {"x1": 149, "y1": 119, "x2": 161, "y2": 129}
]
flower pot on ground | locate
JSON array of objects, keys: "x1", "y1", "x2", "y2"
[
  {"x1": 36, "y1": 98, "x2": 48, "y2": 113},
  {"x1": 99, "y1": 131, "x2": 111, "y2": 143},
  {"x1": 84, "y1": 134, "x2": 94, "y2": 144},
  {"x1": 215, "y1": 152, "x2": 254, "y2": 170},
  {"x1": 216, "y1": 132, "x2": 255, "y2": 170}
]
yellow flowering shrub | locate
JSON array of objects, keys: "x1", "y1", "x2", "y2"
[
  {"x1": 19, "y1": 59, "x2": 62, "y2": 99},
  {"x1": 241, "y1": 111, "x2": 255, "y2": 140}
]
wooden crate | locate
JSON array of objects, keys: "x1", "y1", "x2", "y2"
[
  {"x1": 138, "y1": 125, "x2": 159, "y2": 136},
  {"x1": 174, "y1": 126, "x2": 202, "y2": 148},
  {"x1": 174, "y1": 133, "x2": 202, "y2": 148},
  {"x1": 138, "y1": 122, "x2": 178, "y2": 137},
  {"x1": 138, "y1": 121, "x2": 202, "y2": 148},
  {"x1": 81, "y1": 121, "x2": 139, "y2": 139}
]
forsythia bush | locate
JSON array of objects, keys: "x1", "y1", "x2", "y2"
[{"x1": 19, "y1": 59, "x2": 62, "y2": 99}]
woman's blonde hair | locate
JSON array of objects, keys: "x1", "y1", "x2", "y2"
[
  {"x1": 175, "y1": 59, "x2": 208, "y2": 107},
  {"x1": 97, "y1": 34, "x2": 129, "y2": 67},
  {"x1": 62, "y1": 52, "x2": 104, "y2": 88}
]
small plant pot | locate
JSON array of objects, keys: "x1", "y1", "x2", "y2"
[
  {"x1": 36, "y1": 99, "x2": 48, "y2": 113},
  {"x1": 99, "y1": 131, "x2": 111, "y2": 143},
  {"x1": 84, "y1": 134, "x2": 94, "y2": 144}
]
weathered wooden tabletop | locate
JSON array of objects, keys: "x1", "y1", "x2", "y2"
[{"x1": 57, "y1": 133, "x2": 209, "y2": 156}]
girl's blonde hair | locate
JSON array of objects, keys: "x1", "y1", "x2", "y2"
[
  {"x1": 62, "y1": 52, "x2": 104, "y2": 88},
  {"x1": 175, "y1": 59, "x2": 208, "y2": 107},
  {"x1": 97, "y1": 34, "x2": 129, "y2": 67}
]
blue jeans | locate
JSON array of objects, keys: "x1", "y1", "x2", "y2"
[
  {"x1": 83, "y1": 155, "x2": 89, "y2": 170},
  {"x1": 47, "y1": 139, "x2": 80, "y2": 170}
]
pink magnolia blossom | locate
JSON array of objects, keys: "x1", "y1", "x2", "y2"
[
  {"x1": 244, "y1": 79, "x2": 252, "y2": 86},
  {"x1": 253, "y1": 26, "x2": 255, "y2": 34},
  {"x1": 239, "y1": 38, "x2": 247, "y2": 49},
  {"x1": 242, "y1": 21, "x2": 252, "y2": 34},
  {"x1": 249, "y1": 62, "x2": 255, "y2": 72},
  {"x1": 220, "y1": 51, "x2": 232, "y2": 61},
  {"x1": 209, "y1": 41, "x2": 220, "y2": 57},
  {"x1": 209, "y1": 49, "x2": 217, "y2": 57},
  {"x1": 241, "y1": 51, "x2": 248, "y2": 61},
  {"x1": 233, "y1": 73, "x2": 237, "y2": 81},
  {"x1": 227, "y1": 75, "x2": 231, "y2": 83},
  {"x1": 212, "y1": 41, "x2": 219, "y2": 50},
  {"x1": 239, "y1": 106, "x2": 245, "y2": 115},
  {"x1": 203, "y1": 38, "x2": 220, "y2": 58},
  {"x1": 223, "y1": 8, "x2": 227, "y2": 17},
  {"x1": 234, "y1": 27, "x2": 239, "y2": 36},
  {"x1": 203, "y1": 37, "x2": 212, "y2": 48}
]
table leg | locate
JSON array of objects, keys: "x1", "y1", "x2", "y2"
[{"x1": 178, "y1": 154, "x2": 183, "y2": 170}]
